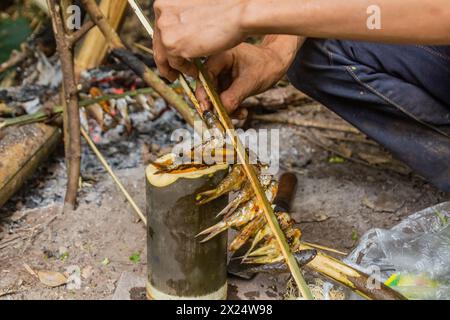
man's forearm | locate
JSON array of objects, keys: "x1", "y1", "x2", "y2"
[{"x1": 242, "y1": 0, "x2": 450, "y2": 45}]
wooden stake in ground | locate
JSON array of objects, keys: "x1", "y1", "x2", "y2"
[
  {"x1": 80, "y1": 127, "x2": 146, "y2": 224},
  {"x1": 47, "y1": 0, "x2": 79, "y2": 209}
]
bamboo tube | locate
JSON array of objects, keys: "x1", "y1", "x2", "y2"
[
  {"x1": 75, "y1": 0, "x2": 128, "y2": 76},
  {"x1": 146, "y1": 158, "x2": 229, "y2": 300},
  {"x1": 0, "y1": 124, "x2": 61, "y2": 208}
]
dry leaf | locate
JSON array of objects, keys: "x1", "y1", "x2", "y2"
[{"x1": 37, "y1": 270, "x2": 67, "y2": 288}]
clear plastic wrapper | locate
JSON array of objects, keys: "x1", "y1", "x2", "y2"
[{"x1": 345, "y1": 202, "x2": 450, "y2": 300}]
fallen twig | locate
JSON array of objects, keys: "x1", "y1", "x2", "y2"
[{"x1": 0, "y1": 44, "x2": 29, "y2": 74}]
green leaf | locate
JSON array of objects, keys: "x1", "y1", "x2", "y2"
[
  {"x1": 0, "y1": 17, "x2": 31, "y2": 65},
  {"x1": 129, "y1": 252, "x2": 141, "y2": 264},
  {"x1": 351, "y1": 230, "x2": 359, "y2": 241},
  {"x1": 60, "y1": 252, "x2": 69, "y2": 262},
  {"x1": 329, "y1": 156, "x2": 345, "y2": 164}
]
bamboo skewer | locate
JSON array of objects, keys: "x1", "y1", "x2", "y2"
[
  {"x1": 127, "y1": 0, "x2": 313, "y2": 300},
  {"x1": 80, "y1": 127, "x2": 147, "y2": 225}
]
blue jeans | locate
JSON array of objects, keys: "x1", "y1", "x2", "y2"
[{"x1": 288, "y1": 39, "x2": 450, "y2": 193}]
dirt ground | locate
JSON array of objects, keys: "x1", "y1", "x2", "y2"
[{"x1": 0, "y1": 98, "x2": 448, "y2": 300}]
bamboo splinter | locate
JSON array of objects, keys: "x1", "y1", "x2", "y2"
[{"x1": 126, "y1": 0, "x2": 314, "y2": 300}]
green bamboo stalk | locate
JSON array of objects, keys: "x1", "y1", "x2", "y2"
[{"x1": 0, "y1": 87, "x2": 162, "y2": 129}]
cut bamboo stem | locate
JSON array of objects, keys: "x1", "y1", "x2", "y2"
[
  {"x1": 0, "y1": 124, "x2": 61, "y2": 208},
  {"x1": 80, "y1": 127, "x2": 147, "y2": 224},
  {"x1": 299, "y1": 243, "x2": 407, "y2": 300}
]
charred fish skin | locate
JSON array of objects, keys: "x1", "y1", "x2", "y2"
[{"x1": 246, "y1": 250, "x2": 317, "y2": 274}]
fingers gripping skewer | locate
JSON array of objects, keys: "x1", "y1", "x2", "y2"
[{"x1": 127, "y1": 0, "x2": 314, "y2": 299}]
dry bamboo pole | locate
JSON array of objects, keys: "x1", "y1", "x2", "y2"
[
  {"x1": 75, "y1": 0, "x2": 128, "y2": 77},
  {"x1": 80, "y1": 0, "x2": 198, "y2": 127},
  {"x1": 80, "y1": 127, "x2": 146, "y2": 224},
  {"x1": 196, "y1": 62, "x2": 313, "y2": 300},
  {"x1": 0, "y1": 124, "x2": 61, "y2": 208},
  {"x1": 126, "y1": 0, "x2": 313, "y2": 300}
]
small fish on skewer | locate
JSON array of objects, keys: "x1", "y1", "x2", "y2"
[
  {"x1": 245, "y1": 227, "x2": 302, "y2": 265},
  {"x1": 229, "y1": 214, "x2": 266, "y2": 252},
  {"x1": 216, "y1": 175, "x2": 273, "y2": 218},
  {"x1": 197, "y1": 181, "x2": 278, "y2": 243},
  {"x1": 241, "y1": 212, "x2": 297, "y2": 260},
  {"x1": 196, "y1": 165, "x2": 246, "y2": 205},
  {"x1": 244, "y1": 250, "x2": 317, "y2": 274}
]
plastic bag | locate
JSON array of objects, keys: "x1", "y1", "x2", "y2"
[{"x1": 345, "y1": 202, "x2": 450, "y2": 300}]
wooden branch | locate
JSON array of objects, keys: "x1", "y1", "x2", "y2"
[
  {"x1": 81, "y1": 0, "x2": 198, "y2": 127},
  {"x1": 0, "y1": 44, "x2": 29, "y2": 74},
  {"x1": 299, "y1": 243, "x2": 407, "y2": 300},
  {"x1": 66, "y1": 20, "x2": 95, "y2": 46},
  {"x1": 0, "y1": 87, "x2": 161, "y2": 129},
  {"x1": 47, "y1": 0, "x2": 81, "y2": 210},
  {"x1": 81, "y1": 127, "x2": 147, "y2": 224}
]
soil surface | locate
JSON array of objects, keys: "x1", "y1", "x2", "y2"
[{"x1": 1, "y1": 96, "x2": 448, "y2": 300}]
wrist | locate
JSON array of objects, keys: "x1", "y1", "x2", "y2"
[
  {"x1": 240, "y1": 0, "x2": 269, "y2": 35},
  {"x1": 260, "y1": 35, "x2": 304, "y2": 74}
]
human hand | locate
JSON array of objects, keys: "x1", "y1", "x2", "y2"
[{"x1": 153, "y1": 0, "x2": 248, "y2": 81}]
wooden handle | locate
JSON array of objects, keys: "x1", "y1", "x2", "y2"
[{"x1": 273, "y1": 172, "x2": 298, "y2": 213}]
